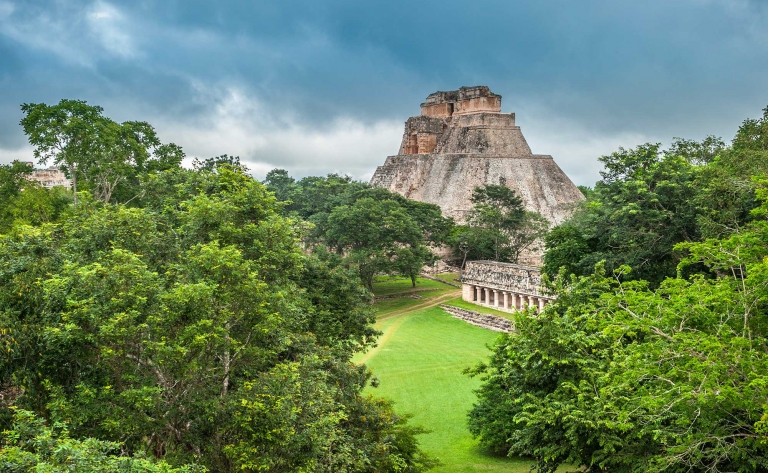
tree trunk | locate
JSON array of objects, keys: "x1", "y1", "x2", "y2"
[{"x1": 70, "y1": 163, "x2": 78, "y2": 205}]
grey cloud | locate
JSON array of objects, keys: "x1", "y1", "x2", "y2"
[{"x1": 1, "y1": 0, "x2": 767, "y2": 187}]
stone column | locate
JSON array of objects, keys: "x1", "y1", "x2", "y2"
[
  {"x1": 538, "y1": 298, "x2": 546, "y2": 311},
  {"x1": 495, "y1": 290, "x2": 502, "y2": 308},
  {"x1": 503, "y1": 292, "x2": 509, "y2": 310},
  {"x1": 481, "y1": 287, "x2": 487, "y2": 303},
  {"x1": 462, "y1": 284, "x2": 471, "y2": 302},
  {"x1": 528, "y1": 296, "x2": 535, "y2": 309}
]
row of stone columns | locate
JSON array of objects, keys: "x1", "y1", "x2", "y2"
[{"x1": 464, "y1": 284, "x2": 548, "y2": 312}]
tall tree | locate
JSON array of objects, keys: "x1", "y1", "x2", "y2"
[
  {"x1": 20, "y1": 100, "x2": 105, "y2": 205},
  {"x1": 88, "y1": 120, "x2": 161, "y2": 203},
  {"x1": 464, "y1": 184, "x2": 546, "y2": 263},
  {"x1": 325, "y1": 197, "x2": 434, "y2": 289},
  {"x1": 0, "y1": 165, "x2": 435, "y2": 472},
  {"x1": 21, "y1": 100, "x2": 183, "y2": 205},
  {"x1": 543, "y1": 143, "x2": 700, "y2": 286}
]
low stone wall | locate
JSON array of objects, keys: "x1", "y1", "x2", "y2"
[
  {"x1": 419, "y1": 273, "x2": 462, "y2": 288},
  {"x1": 440, "y1": 305, "x2": 513, "y2": 333}
]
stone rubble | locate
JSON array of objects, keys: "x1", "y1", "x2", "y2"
[{"x1": 440, "y1": 304, "x2": 514, "y2": 333}]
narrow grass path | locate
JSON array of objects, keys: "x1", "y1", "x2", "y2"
[
  {"x1": 356, "y1": 314, "x2": 408, "y2": 365},
  {"x1": 376, "y1": 290, "x2": 461, "y2": 321}
]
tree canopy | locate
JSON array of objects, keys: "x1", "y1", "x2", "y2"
[
  {"x1": 452, "y1": 184, "x2": 548, "y2": 266},
  {"x1": 3, "y1": 100, "x2": 438, "y2": 473},
  {"x1": 472, "y1": 105, "x2": 768, "y2": 472},
  {"x1": 264, "y1": 170, "x2": 454, "y2": 288}
]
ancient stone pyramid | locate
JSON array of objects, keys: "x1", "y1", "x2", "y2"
[{"x1": 370, "y1": 86, "x2": 584, "y2": 227}]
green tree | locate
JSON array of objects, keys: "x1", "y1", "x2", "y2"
[
  {"x1": 88, "y1": 119, "x2": 161, "y2": 203},
  {"x1": 0, "y1": 165, "x2": 435, "y2": 472},
  {"x1": 263, "y1": 168, "x2": 298, "y2": 205},
  {"x1": 463, "y1": 184, "x2": 547, "y2": 263},
  {"x1": 1, "y1": 409, "x2": 202, "y2": 472},
  {"x1": 506, "y1": 211, "x2": 549, "y2": 263},
  {"x1": 325, "y1": 197, "x2": 434, "y2": 289},
  {"x1": 543, "y1": 143, "x2": 701, "y2": 286},
  {"x1": 470, "y1": 181, "x2": 768, "y2": 471},
  {"x1": 0, "y1": 161, "x2": 71, "y2": 232},
  {"x1": 691, "y1": 108, "x2": 768, "y2": 239},
  {"x1": 467, "y1": 184, "x2": 525, "y2": 260},
  {"x1": 20, "y1": 100, "x2": 105, "y2": 205},
  {"x1": 20, "y1": 100, "x2": 182, "y2": 205}
]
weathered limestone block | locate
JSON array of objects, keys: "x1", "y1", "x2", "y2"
[
  {"x1": 440, "y1": 304, "x2": 514, "y2": 332},
  {"x1": 461, "y1": 260, "x2": 552, "y2": 299},
  {"x1": 371, "y1": 87, "x2": 584, "y2": 260},
  {"x1": 372, "y1": 154, "x2": 581, "y2": 225}
]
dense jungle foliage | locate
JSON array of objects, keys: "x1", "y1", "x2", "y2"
[
  {"x1": 6, "y1": 97, "x2": 768, "y2": 473},
  {"x1": 0, "y1": 100, "x2": 438, "y2": 472},
  {"x1": 471, "y1": 106, "x2": 768, "y2": 472}
]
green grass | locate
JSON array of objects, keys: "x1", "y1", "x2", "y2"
[
  {"x1": 442, "y1": 296, "x2": 516, "y2": 321},
  {"x1": 433, "y1": 272, "x2": 461, "y2": 284},
  {"x1": 356, "y1": 305, "x2": 537, "y2": 472},
  {"x1": 374, "y1": 290, "x2": 442, "y2": 314},
  {"x1": 372, "y1": 275, "x2": 450, "y2": 296},
  {"x1": 372, "y1": 277, "x2": 459, "y2": 318}
]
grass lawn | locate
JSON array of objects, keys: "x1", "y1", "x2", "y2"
[
  {"x1": 372, "y1": 275, "x2": 451, "y2": 296},
  {"x1": 372, "y1": 276, "x2": 459, "y2": 318},
  {"x1": 433, "y1": 272, "x2": 461, "y2": 285},
  {"x1": 355, "y1": 303, "x2": 538, "y2": 472}
]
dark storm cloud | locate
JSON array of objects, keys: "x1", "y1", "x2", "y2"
[{"x1": 1, "y1": 0, "x2": 767, "y2": 184}]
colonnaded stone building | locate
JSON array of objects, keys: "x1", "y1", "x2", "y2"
[
  {"x1": 369, "y1": 86, "x2": 584, "y2": 264},
  {"x1": 460, "y1": 260, "x2": 553, "y2": 313}
]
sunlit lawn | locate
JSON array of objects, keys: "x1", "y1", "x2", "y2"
[
  {"x1": 355, "y1": 275, "x2": 540, "y2": 472},
  {"x1": 433, "y1": 271, "x2": 461, "y2": 285},
  {"x1": 357, "y1": 306, "x2": 539, "y2": 472}
]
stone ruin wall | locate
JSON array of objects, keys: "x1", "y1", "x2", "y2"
[
  {"x1": 420, "y1": 86, "x2": 502, "y2": 117},
  {"x1": 372, "y1": 154, "x2": 581, "y2": 226},
  {"x1": 461, "y1": 260, "x2": 549, "y2": 298},
  {"x1": 440, "y1": 304, "x2": 513, "y2": 332},
  {"x1": 21, "y1": 162, "x2": 71, "y2": 190}
]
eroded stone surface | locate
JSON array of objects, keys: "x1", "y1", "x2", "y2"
[
  {"x1": 461, "y1": 260, "x2": 549, "y2": 299},
  {"x1": 371, "y1": 86, "x2": 584, "y2": 236},
  {"x1": 440, "y1": 304, "x2": 513, "y2": 332}
]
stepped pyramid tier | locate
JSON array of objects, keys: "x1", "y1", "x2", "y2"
[{"x1": 370, "y1": 86, "x2": 584, "y2": 227}]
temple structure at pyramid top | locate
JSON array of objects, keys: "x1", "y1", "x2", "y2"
[
  {"x1": 394, "y1": 86, "x2": 532, "y2": 156},
  {"x1": 370, "y1": 86, "x2": 584, "y2": 264}
]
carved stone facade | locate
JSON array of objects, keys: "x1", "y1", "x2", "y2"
[
  {"x1": 370, "y1": 86, "x2": 584, "y2": 264},
  {"x1": 24, "y1": 163, "x2": 71, "y2": 190},
  {"x1": 460, "y1": 260, "x2": 553, "y2": 313}
]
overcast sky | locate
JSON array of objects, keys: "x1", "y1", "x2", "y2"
[{"x1": 1, "y1": 0, "x2": 767, "y2": 185}]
